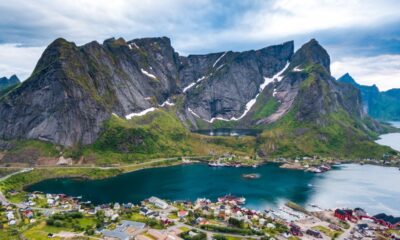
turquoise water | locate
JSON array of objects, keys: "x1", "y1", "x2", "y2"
[{"x1": 27, "y1": 163, "x2": 400, "y2": 215}]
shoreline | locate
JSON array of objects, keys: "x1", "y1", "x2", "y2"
[{"x1": 2, "y1": 156, "x2": 399, "y2": 190}]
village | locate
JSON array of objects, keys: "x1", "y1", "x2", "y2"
[{"x1": 1, "y1": 190, "x2": 400, "y2": 240}]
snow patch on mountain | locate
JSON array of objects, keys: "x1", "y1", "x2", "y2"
[
  {"x1": 141, "y1": 69, "x2": 157, "y2": 79},
  {"x1": 126, "y1": 107, "x2": 156, "y2": 119}
]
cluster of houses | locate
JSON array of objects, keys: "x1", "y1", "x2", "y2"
[
  {"x1": 334, "y1": 207, "x2": 400, "y2": 229},
  {"x1": 3, "y1": 190, "x2": 400, "y2": 240}
]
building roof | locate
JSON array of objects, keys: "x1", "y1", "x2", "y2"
[
  {"x1": 335, "y1": 209, "x2": 347, "y2": 215},
  {"x1": 102, "y1": 220, "x2": 145, "y2": 240},
  {"x1": 101, "y1": 230, "x2": 129, "y2": 240},
  {"x1": 373, "y1": 213, "x2": 400, "y2": 224}
]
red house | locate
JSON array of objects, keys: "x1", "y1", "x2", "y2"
[
  {"x1": 334, "y1": 209, "x2": 352, "y2": 221},
  {"x1": 290, "y1": 223, "x2": 303, "y2": 236}
]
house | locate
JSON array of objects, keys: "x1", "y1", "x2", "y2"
[
  {"x1": 290, "y1": 223, "x2": 302, "y2": 236},
  {"x1": 306, "y1": 229, "x2": 322, "y2": 238},
  {"x1": 23, "y1": 210, "x2": 34, "y2": 219},
  {"x1": 354, "y1": 207, "x2": 367, "y2": 219},
  {"x1": 334, "y1": 209, "x2": 352, "y2": 221},
  {"x1": 114, "y1": 203, "x2": 121, "y2": 210},
  {"x1": 373, "y1": 213, "x2": 400, "y2": 228},
  {"x1": 101, "y1": 220, "x2": 145, "y2": 240},
  {"x1": 140, "y1": 207, "x2": 153, "y2": 216},
  {"x1": 177, "y1": 210, "x2": 188, "y2": 219},
  {"x1": 149, "y1": 197, "x2": 169, "y2": 209},
  {"x1": 6, "y1": 211, "x2": 15, "y2": 220}
]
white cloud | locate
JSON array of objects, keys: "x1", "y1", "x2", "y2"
[
  {"x1": 236, "y1": 0, "x2": 400, "y2": 41},
  {"x1": 0, "y1": 0, "x2": 399, "y2": 84},
  {"x1": 0, "y1": 44, "x2": 45, "y2": 80},
  {"x1": 331, "y1": 54, "x2": 400, "y2": 91}
]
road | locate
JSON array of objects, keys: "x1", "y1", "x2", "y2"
[{"x1": 0, "y1": 168, "x2": 33, "y2": 206}]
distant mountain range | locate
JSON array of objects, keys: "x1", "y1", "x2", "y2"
[
  {"x1": 0, "y1": 75, "x2": 20, "y2": 95},
  {"x1": 0, "y1": 37, "x2": 395, "y2": 163},
  {"x1": 338, "y1": 73, "x2": 400, "y2": 121}
]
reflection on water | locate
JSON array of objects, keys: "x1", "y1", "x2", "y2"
[
  {"x1": 27, "y1": 163, "x2": 400, "y2": 215},
  {"x1": 193, "y1": 128, "x2": 261, "y2": 136}
]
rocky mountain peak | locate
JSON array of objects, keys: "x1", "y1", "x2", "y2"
[
  {"x1": 290, "y1": 38, "x2": 330, "y2": 73},
  {"x1": 338, "y1": 73, "x2": 357, "y2": 85}
]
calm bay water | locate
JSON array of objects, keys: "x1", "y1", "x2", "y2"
[
  {"x1": 376, "y1": 121, "x2": 400, "y2": 151},
  {"x1": 192, "y1": 128, "x2": 261, "y2": 136},
  {"x1": 27, "y1": 163, "x2": 400, "y2": 216}
]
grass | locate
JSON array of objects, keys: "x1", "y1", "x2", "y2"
[
  {"x1": 257, "y1": 107, "x2": 395, "y2": 159},
  {"x1": 80, "y1": 110, "x2": 255, "y2": 165},
  {"x1": 251, "y1": 92, "x2": 280, "y2": 121},
  {"x1": 312, "y1": 225, "x2": 343, "y2": 238},
  {"x1": 124, "y1": 212, "x2": 147, "y2": 222},
  {"x1": 0, "y1": 168, "x2": 21, "y2": 178},
  {"x1": 0, "y1": 167, "x2": 121, "y2": 193},
  {"x1": 22, "y1": 221, "x2": 66, "y2": 240},
  {"x1": 179, "y1": 226, "x2": 191, "y2": 232}
]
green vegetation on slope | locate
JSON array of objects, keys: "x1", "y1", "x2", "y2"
[
  {"x1": 0, "y1": 168, "x2": 121, "y2": 193},
  {"x1": 258, "y1": 110, "x2": 393, "y2": 159},
  {"x1": 80, "y1": 109, "x2": 256, "y2": 165}
]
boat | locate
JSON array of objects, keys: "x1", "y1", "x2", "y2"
[
  {"x1": 242, "y1": 173, "x2": 261, "y2": 179},
  {"x1": 208, "y1": 161, "x2": 227, "y2": 167},
  {"x1": 252, "y1": 164, "x2": 258, "y2": 168}
]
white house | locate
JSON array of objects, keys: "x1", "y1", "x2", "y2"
[{"x1": 149, "y1": 196, "x2": 169, "y2": 209}]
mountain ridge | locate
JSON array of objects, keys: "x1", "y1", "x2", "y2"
[
  {"x1": 0, "y1": 37, "x2": 395, "y2": 162},
  {"x1": 337, "y1": 73, "x2": 400, "y2": 120}
]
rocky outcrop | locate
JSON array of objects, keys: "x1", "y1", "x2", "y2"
[
  {"x1": 182, "y1": 41, "x2": 293, "y2": 122},
  {"x1": 254, "y1": 39, "x2": 363, "y2": 126}
]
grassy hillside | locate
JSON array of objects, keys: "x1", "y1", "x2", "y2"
[
  {"x1": 76, "y1": 109, "x2": 256, "y2": 165},
  {"x1": 257, "y1": 106, "x2": 395, "y2": 159}
]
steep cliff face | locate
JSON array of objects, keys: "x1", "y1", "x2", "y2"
[
  {"x1": 182, "y1": 42, "x2": 293, "y2": 122},
  {"x1": 248, "y1": 39, "x2": 363, "y2": 127},
  {"x1": 0, "y1": 37, "x2": 385, "y2": 154},
  {"x1": 0, "y1": 37, "x2": 183, "y2": 146},
  {"x1": 0, "y1": 37, "x2": 295, "y2": 146}
]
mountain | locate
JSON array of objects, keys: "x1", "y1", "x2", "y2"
[
  {"x1": 338, "y1": 73, "x2": 400, "y2": 121},
  {"x1": 0, "y1": 37, "x2": 395, "y2": 162},
  {"x1": 0, "y1": 75, "x2": 20, "y2": 96}
]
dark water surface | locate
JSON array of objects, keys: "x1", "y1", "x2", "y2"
[{"x1": 27, "y1": 163, "x2": 400, "y2": 215}]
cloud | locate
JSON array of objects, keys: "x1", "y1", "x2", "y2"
[
  {"x1": 1, "y1": 0, "x2": 399, "y2": 52},
  {"x1": 0, "y1": 44, "x2": 44, "y2": 80},
  {"x1": 236, "y1": 0, "x2": 400, "y2": 40},
  {"x1": 0, "y1": 0, "x2": 400, "y2": 84},
  {"x1": 331, "y1": 54, "x2": 400, "y2": 91}
]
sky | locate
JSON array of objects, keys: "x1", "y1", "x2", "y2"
[{"x1": 0, "y1": 0, "x2": 399, "y2": 90}]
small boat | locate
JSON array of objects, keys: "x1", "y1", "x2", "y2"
[
  {"x1": 252, "y1": 164, "x2": 258, "y2": 168},
  {"x1": 208, "y1": 161, "x2": 226, "y2": 167},
  {"x1": 242, "y1": 173, "x2": 261, "y2": 179}
]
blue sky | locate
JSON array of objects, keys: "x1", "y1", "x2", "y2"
[{"x1": 0, "y1": 0, "x2": 399, "y2": 90}]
